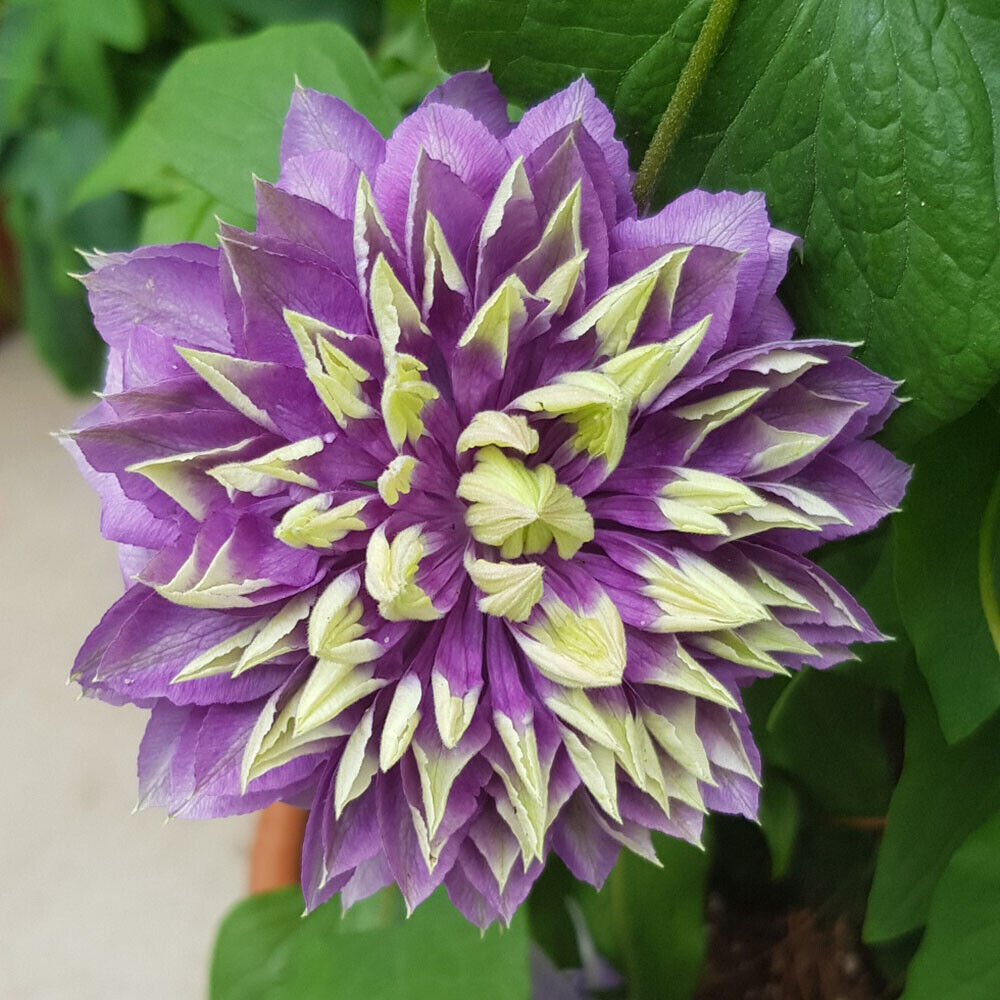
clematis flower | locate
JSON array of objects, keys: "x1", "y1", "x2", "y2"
[{"x1": 66, "y1": 72, "x2": 909, "y2": 927}]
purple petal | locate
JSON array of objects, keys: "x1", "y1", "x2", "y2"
[
  {"x1": 506, "y1": 78, "x2": 632, "y2": 222},
  {"x1": 422, "y1": 71, "x2": 512, "y2": 136},
  {"x1": 74, "y1": 584, "x2": 290, "y2": 706},
  {"x1": 375, "y1": 103, "x2": 510, "y2": 252},
  {"x1": 220, "y1": 228, "x2": 367, "y2": 364},
  {"x1": 280, "y1": 84, "x2": 386, "y2": 178},
  {"x1": 278, "y1": 148, "x2": 362, "y2": 220},
  {"x1": 255, "y1": 179, "x2": 355, "y2": 279}
]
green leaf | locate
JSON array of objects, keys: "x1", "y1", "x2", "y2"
[
  {"x1": 527, "y1": 859, "x2": 584, "y2": 970},
  {"x1": 659, "y1": 0, "x2": 1000, "y2": 443},
  {"x1": 55, "y1": 20, "x2": 120, "y2": 126},
  {"x1": 425, "y1": 0, "x2": 706, "y2": 160},
  {"x1": 0, "y1": 3, "x2": 53, "y2": 145},
  {"x1": 5, "y1": 113, "x2": 135, "y2": 389},
  {"x1": 376, "y1": 0, "x2": 446, "y2": 111},
  {"x1": 139, "y1": 179, "x2": 254, "y2": 246},
  {"x1": 64, "y1": 0, "x2": 147, "y2": 52},
  {"x1": 865, "y1": 668, "x2": 1000, "y2": 943},
  {"x1": 758, "y1": 771, "x2": 800, "y2": 879},
  {"x1": 901, "y1": 809, "x2": 1000, "y2": 1000},
  {"x1": 427, "y1": 0, "x2": 1000, "y2": 440},
  {"x1": 225, "y1": 0, "x2": 384, "y2": 45},
  {"x1": 766, "y1": 667, "x2": 893, "y2": 817},
  {"x1": 210, "y1": 887, "x2": 531, "y2": 1000},
  {"x1": 580, "y1": 835, "x2": 707, "y2": 1000},
  {"x1": 815, "y1": 525, "x2": 910, "y2": 693},
  {"x1": 76, "y1": 22, "x2": 401, "y2": 216},
  {"x1": 9, "y1": 200, "x2": 106, "y2": 390},
  {"x1": 209, "y1": 886, "x2": 304, "y2": 1000},
  {"x1": 895, "y1": 404, "x2": 1000, "y2": 742}
]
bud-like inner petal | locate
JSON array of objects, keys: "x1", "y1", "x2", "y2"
[
  {"x1": 558, "y1": 725, "x2": 620, "y2": 821},
  {"x1": 515, "y1": 181, "x2": 582, "y2": 295},
  {"x1": 334, "y1": 706, "x2": 378, "y2": 816},
  {"x1": 431, "y1": 671, "x2": 480, "y2": 749},
  {"x1": 241, "y1": 686, "x2": 348, "y2": 791},
  {"x1": 640, "y1": 549, "x2": 770, "y2": 632},
  {"x1": 364, "y1": 524, "x2": 442, "y2": 622},
  {"x1": 128, "y1": 437, "x2": 260, "y2": 519},
  {"x1": 465, "y1": 555, "x2": 544, "y2": 622},
  {"x1": 177, "y1": 347, "x2": 284, "y2": 434},
  {"x1": 456, "y1": 411, "x2": 539, "y2": 456},
  {"x1": 492, "y1": 714, "x2": 548, "y2": 865},
  {"x1": 512, "y1": 371, "x2": 630, "y2": 468},
  {"x1": 381, "y1": 352, "x2": 439, "y2": 448},
  {"x1": 380, "y1": 673, "x2": 423, "y2": 771},
  {"x1": 457, "y1": 446, "x2": 594, "y2": 559},
  {"x1": 171, "y1": 592, "x2": 311, "y2": 682},
  {"x1": 562, "y1": 247, "x2": 690, "y2": 356},
  {"x1": 209, "y1": 436, "x2": 324, "y2": 496},
  {"x1": 655, "y1": 467, "x2": 765, "y2": 535},
  {"x1": 515, "y1": 592, "x2": 626, "y2": 688},
  {"x1": 377, "y1": 454, "x2": 417, "y2": 505},
  {"x1": 422, "y1": 213, "x2": 469, "y2": 317},
  {"x1": 457, "y1": 273, "x2": 531, "y2": 371},
  {"x1": 370, "y1": 253, "x2": 429, "y2": 357},
  {"x1": 275, "y1": 494, "x2": 370, "y2": 549},
  {"x1": 284, "y1": 310, "x2": 375, "y2": 427},
  {"x1": 598, "y1": 315, "x2": 710, "y2": 408}
]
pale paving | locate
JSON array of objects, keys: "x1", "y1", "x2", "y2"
[{"x1": 0, "y1": 334, "x2": 253, "y2": 1000}]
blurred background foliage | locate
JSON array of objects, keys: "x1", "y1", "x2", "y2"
[
  {"x1": 3, "y1": 1, "x2": 999, "y2": 998},
  {"x1": 0, "y1": 0, "x2": 439, "y2": 389}
]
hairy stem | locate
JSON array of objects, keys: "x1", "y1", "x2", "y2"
[{"x1": 632, "y1": 0, "x2": 742, "y2": 212}]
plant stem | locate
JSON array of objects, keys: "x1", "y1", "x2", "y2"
[
  {"x1": 632, "y1": 0, "x2": 742, "y2": 212},
  {"x1": 978, "y1": 470, "x2": 1000, "y2": 654}
]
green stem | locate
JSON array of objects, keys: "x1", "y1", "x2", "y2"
[
  {"x1": 978, "y1": 470, "x2": 1000, "y2": 654},
  {"x1": 632, "y1": 0, "x2": 742, "y2": 211}
]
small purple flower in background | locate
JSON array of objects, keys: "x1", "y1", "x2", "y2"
[{"x1": 66, "y1": 71, "x2": 908, "y2": 927}]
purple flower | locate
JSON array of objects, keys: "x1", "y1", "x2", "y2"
[{"x1": 66, "y1": 72, "x2": 909, "y2": 927}]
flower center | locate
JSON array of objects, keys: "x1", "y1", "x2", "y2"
[{"x1": 456, "y1": 444, "x2": 594, "y2": 560}]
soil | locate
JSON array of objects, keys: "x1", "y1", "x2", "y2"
[{"x1": 697, "y1": 895, "x2": 893, "y2": 1000}]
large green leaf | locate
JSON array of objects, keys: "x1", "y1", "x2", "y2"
[
  {"x1": 138, "y1": 176, "x2": 254, "y2": 247},
  {"x1": 579, "y1": 835, "x2": 707, "y2": 1000},
  {"x1": 210, "y1": 887, "x2": 530, "y2": 1000},
  {"x1": 895, "y1": 403, "x2": 1000, "y2": 742},
  {"x1": 429, "y1": 0, "x2": 1000, "y2": 441},
  {"x1": 864, "y1": 668, "x2": 1000, "y2": 943},
  {"x1": 425, "y1": 0, "x2": 707, "y2": 159},
  {"x1": 76, "y1": 22, "x2": 401, "y2": 216},
  {"x1": 659, "y1": 0, "x2": 1000, "y2": 443},
  {"x1": 901, "y1": 809, "x2": 1000, "y2": 1000},
  {"x1": 765, "y1": 668, "x2": 893, "y2": 817},
  {"x1": 819, "y1": 525, "x2": 911, "y2": 694}
]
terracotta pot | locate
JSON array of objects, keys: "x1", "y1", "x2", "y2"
[{"x1": 249, "y1": 803, "x2": 308, "y2": 894}]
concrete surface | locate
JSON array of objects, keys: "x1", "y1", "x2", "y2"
[{"x1": 0, "y1": 334, "x2": 253, "y2": 999}]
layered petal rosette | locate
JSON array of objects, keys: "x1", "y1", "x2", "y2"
[{"x1": 67, "y1": 72, "x2": 909, "y2": 927}]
